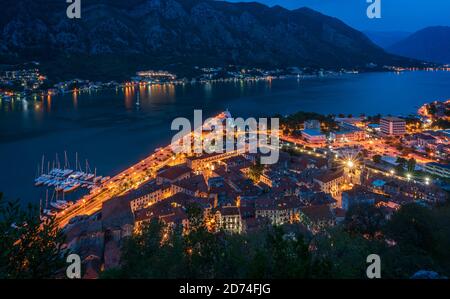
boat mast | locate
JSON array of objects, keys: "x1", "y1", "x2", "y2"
[
  {"x1": 41, "y1": 155, "x2": 45, "y2": 176},
  {"x1": 86, "y1": 159, "x2": 92, "y2": 174},
  {"x1": 64, "y1": 151, "x2": 69, "y2": 170},
  {"x1": 56, "y1": 153, "x2": 60, "y2": 169}
]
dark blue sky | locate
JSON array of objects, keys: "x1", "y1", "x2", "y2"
[{"x1": 226, "y1": 0, "x2": 450, "y2": 32}]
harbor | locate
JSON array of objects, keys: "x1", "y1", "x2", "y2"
[{"x1": 34, "y1": 152, "x2": 109, "y2": 219}]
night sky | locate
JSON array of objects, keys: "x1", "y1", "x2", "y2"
[{"x1": 226, "y1": 0, "x2": 450, "y2": 32}]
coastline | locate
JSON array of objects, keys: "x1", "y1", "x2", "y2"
[{"x1": 1, "y1": 71, "x2": 450, "y2": 204}]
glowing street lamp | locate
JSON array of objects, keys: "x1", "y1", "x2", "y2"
[
  {"x1": 346, "y1": 160, "x2": 355, "y2": 169},
  {"x1": 406, "y1": 173, "x2": 412, "y2": 180},
  {"x1": 390, "y1": 169, "x2": 395, "y2": 175}
]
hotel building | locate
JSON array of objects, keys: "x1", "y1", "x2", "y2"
[
  {"x1": 380, "y1": 117, "x2": 406, "y2": 136},
  {"x1": 301, "y1": 129, "x2": 327, "y2": 144}
]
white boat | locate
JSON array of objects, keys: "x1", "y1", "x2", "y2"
[
  {"x1": 69, "y1": 172, "x2": 83, "y2": 179},
  {"x1": 34, "y1": 179, "x2": 44, "y2": 186},
  {"x1": 55, "y1": 183, "x2": 66, "y2": 192},
  {"x1": 56, "y1": 200, "x2": 72, "y2": 209},
  {"x1": 44, "y1": 209, "x2": 58, "y2": 217},
  {"x1": 93, "y1": 176, "x2": 103, "y2": 183},
  {"x1": 50, "y1": 201, "x2": 65, "y2": 210},
  {"x1": 85, "y1": 173, "x2": 95, "y2": 181},
  {"x1": 62, "y1": 169, "x2": 74, "y2": 176},
  {"x1": 63, "y1": 183, "x2": 80, "y2": 193},
  {"x1": 100, "y1": 176, "x2": 110, "y2": 183}
]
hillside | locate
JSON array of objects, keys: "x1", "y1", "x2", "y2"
[
  {"x1": 0, "y1": 0, "x2": 414, "y2": 80},
  {"x1": 388, "y1": 26, "x2": 450, "y2": 64}
]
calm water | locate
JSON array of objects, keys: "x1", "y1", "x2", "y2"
[{"x1": 1, "y1": 71, "x2": 450, "y2": 204}]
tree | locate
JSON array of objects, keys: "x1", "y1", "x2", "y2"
[
  {"x1": 407, "y1": 158, "x2": 416, "y2": 173},
  {"x1": 396, "y1": 157, "x2": 407, "y2": 166},
  {"x1": 103, "y1": 218, "x2": 326, "y2": 279},
  {"x1": 0, "y1": 193, "x2": 66, "y2": 278},
  {"x1": 432, "y1": 119, "x2": 450, "y2": 130},
  {"x1": 381, "y1": 204, "x2": 441, "y2": 278},
  {"x1": 343, "y1": 203, "x2": 385, "y2": 238},
  {"x1": 384, "y1": 204, "x2": 436, "y2": 254},
  {"x1": 372, "y1": 154, "x2": 382, "y2": 164},
  {"x1": 248, "y1": 161, "x2": 264, "y2": 183},
  {"x1": 312, "y1": 228, "x2": 383, "y2": 279},
  {"x1": 427, "y1": 103, "x2": 437, "y2": 115}
]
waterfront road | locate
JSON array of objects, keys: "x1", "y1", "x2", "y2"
[{"x1": 55, "y1": 112, "x2": 229, "y2": 228}]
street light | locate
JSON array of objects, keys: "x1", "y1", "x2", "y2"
[
  {"x1": 406, "y1": 173, "x2": 412, "y2": 180},
  {"x1": 346, "y1": 160, "x2": 355, "y2": 169},
  {"x1": 390, "y1": 169, "x2": 395, "y2": 175}
]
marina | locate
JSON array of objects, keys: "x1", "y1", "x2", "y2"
[
  {"x1": 34, "y1": 152, "x2": 109, "y2": 216},
  {"x1": 34, "y1": 152, "x2": 105, "y2": 193}
]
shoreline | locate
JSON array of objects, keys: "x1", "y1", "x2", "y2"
[{"x1": 3, "y1": 68, "x2": 450, "y2": 102}]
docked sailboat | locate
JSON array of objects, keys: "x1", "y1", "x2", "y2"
[
  {"x1": 63, "y1": 182, "x2": 81, "y2": 193},
  {"x1": 35, "y1": 151, "x2": 102, "y2": 193},
  {"x1": 44, "y1": 209, "x2": 58, "y2": 217}
]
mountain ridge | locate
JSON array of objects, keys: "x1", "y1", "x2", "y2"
[
  {"x1": 363, "y1": 30, "x2": 411, "y2": 49},
  {"x1": 388, "y1": 26, "x2": 450, "y2": 64},
  {"x1": 0, "y1": 0, "x2": 416, "y2": 80}
]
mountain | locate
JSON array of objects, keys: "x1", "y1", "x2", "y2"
[
  {"x1": 363, "y1": 30, "x2": 411, "y2": 49},
  {"x1": 388, "y1": 26, "x2": 450, "y2": 64},
  {"x1": 0, "y1": 0, "x2": 414, "y2": 80}
]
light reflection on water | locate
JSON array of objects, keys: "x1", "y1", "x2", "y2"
[{"x1": 1, "y1": 72, "x2": 450, "y2": 204}]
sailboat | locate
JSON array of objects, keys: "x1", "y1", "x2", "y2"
[
  {"x1": 136, "y1": 89, "x2": 141, "y2": 107},
  {"x1": 63, "y1": 182, "x2": 80, "y2": 193},
  {"x1": 49, "y1": 190, "x2": 66, "y2": 210},
  {"x1": 63, "y1": 151, "x2": 73, "y2": 176},
  {"x1": 84, "y1": 160, "x2": 95, "y2": 181}
]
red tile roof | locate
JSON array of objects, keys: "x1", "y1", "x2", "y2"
[
  {"x1": 314, "y1": 170, "x2": 344, "y2": 183},
  {"x1": 301, "y1": 205, "x2": 334, "y2": 222},
  {"x1": 157, "y1": 164, "x2": 191, "y2": 180}
]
